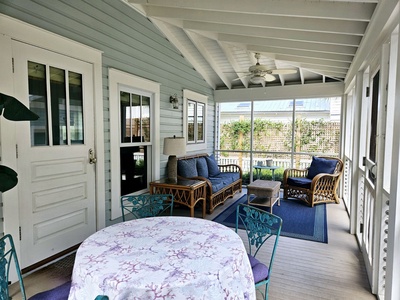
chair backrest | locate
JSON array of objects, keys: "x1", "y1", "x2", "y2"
[
  {"x1": 0, "y1": 234, "x2": 26, "y2": 300},
  {"x1": 95, "y1": 296, "x2": 109, "y2": 300},
  {"x1": 235, "y1": 204, "x2": 282, "y2": 269},
  {"x1": 121, "y1": 194, "x2": 174, "y2": 221}
]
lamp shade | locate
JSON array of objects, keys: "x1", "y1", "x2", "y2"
[{"x1": 163, "y1": 137, "x2": 186, "y2": 156}]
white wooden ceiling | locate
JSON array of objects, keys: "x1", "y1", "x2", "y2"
[{"x1": 124, "y1": 0, "x2": 381, "y2": 90}]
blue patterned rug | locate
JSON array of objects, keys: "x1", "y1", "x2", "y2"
[{"x1": 212, "y1": 194, "x2": 328, "y2": 243}]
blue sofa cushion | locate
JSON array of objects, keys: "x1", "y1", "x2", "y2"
[
  {"x1": 213, "y1": 172, "x2": 239, "y2": 185},
  {"x1": 177, "y1": 158, "x2": 198, "y2": 178},
  {"x1": 197, "y1": 157, "x2": 209, "y2": 178},
  {"x1": 209, "y1": 178, "x2": 225, "y2": 193},
  {"x1": 205, "y1": 154, "x2": 221, "y2": 177},
  {"x1": 307, "y1": 156, "x2": 338, "y2": 179},
  {"x1": 287, "y1": 177, "x2": 312, "y2": 189}
]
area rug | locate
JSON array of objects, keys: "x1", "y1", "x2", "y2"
[{"x1": 212, "y1": 195, "x2": 328, "y2": 243}]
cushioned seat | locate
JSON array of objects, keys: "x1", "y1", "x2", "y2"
[
  {"x1": 248, "y1": 254, "x2": 269, "y2": 283},
  {"x1": 283, "y1": 156, "x2": 343, "y2": 207},
  {"x1": 287, "y1": 177, "x2": 312, "y2": 189}
]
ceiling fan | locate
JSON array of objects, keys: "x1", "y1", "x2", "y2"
[{"x1": 233, "y1": 53, "x2": 297, "y2": 84}]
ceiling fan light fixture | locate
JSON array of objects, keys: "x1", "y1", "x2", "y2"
[{"x1": 250, "y1": 75, "x2": 265, "y2": 84}]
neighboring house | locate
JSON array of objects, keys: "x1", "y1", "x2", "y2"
[{"x1": 0, "y1": 1, "x2": 399, "y2": 300}]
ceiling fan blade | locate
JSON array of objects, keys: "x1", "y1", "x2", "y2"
[
  {"x1": 264, "y1": 74, "x2": 276, "y2": 82},
  {"x1": 232, "y1": 74, "x2": 251, "y2": 81},
  {"x1": 270, "y1": 69, "x2": 297, "y2": 75}
]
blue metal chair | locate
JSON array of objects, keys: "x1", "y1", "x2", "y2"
[
  {"x1": 0, "y1": 234, "x2": 26, "y2": 300},
  {"x1": 120, "y1": 194, "x2": 174, "y2": 221},
  {"x1": 235, "y1": 204, "x2": 282, "y2": 300}
]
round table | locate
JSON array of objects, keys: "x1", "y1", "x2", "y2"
[
  {"x1": 254, "y1": 165, "x2": 279, "y2": 180},
  {"x1": 68, "y1": 216, "x2": 256, "y2": 300}
]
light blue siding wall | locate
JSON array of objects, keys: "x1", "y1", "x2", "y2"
[{"x1": 0, "y1": 0, "x2": 215, "y2": 224}]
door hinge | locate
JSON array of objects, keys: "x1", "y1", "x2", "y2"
[
  {"x1": 19, "y1": 226, "x2": 22, "y2": 241},
  {"x1": 12, "y1": 57, "x2": 14, "y2": 73},
  {"x1": 365, "y1": 87, "x2": 370, "y2": 97},
  {"x1": 16, "y1": 144, "x2": 18, "y2": 159},
  {"x1": 362, "y1": 156, "x2": 366, "y2": 166}
]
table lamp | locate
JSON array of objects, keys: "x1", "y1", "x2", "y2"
[{"x1": 163, "y1": 136, "x2": 186, "y2": 183}]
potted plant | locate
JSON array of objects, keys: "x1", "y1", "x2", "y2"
[{"x1": 0, "y1": 92, "x2": 39, "y2": 192}]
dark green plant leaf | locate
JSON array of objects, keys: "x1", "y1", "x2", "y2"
[
  {"x1": 0, "y1": 92, "x2": 39, "y2": 121},
  {"x1": 0, "y1": 165, "x2": 18, "y2": 192}
]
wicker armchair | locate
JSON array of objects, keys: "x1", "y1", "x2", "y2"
[{"x1": 283, "y1": 156, "x2": 343, "y2": 207}]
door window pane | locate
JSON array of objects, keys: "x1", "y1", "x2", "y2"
[
  {"x1": 28, "y1": 61, "x2": 85, "y2": 146},
  {"x1": 28, "y1": 61, "x2": 49, "y2": 146},
  {"x1": 50, "y1": 66, "x2": 67, "y2": 145},
  {"x1": 69, "y1": 71, "x2": 84, "y2": 144}
]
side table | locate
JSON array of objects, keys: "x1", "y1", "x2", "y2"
[
  {"x1": 253, "y1": 165, "x2": 279, "y2": 180},
  {"x1": 247, "y1": 179, "x2": 281, "y2": 213},
  {"x1": 149, "y1": 179, "x2": 206, "y2": 218}
]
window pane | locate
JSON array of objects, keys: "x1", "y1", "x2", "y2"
[
  {"x1": 131, "y1": 94, "x2": 141, "y2": 142},
  {"x1": 49, "y1": 67, "x2": 67, "y2": 145},
  {"x1": 294, "y1": 98, "x2": 340, "y2": 157},
  {"x1": 28, "y1": 61, "x2": 49, "y2": 146},
  {"x1": 197, "y1": 103, "x2": 204, "y2": 141},
  {"x1": 187, "y1": 101, "x2": 195, "y2": 142},
  {"x1": 120, "y1": 146, "x2": 148, "y2": 195},
  {"x1": 142, "y1": 96, "x2": 150, "y2": 142},
  {"x1": 69, "y1": 71, "x2": 84, "y2": 144},
  {"x1": 219, "y1": 102, "x2": 252, "y2": 151},
  {"x1": 120, "y1": 91, "x2": 131, "y2": 143}
]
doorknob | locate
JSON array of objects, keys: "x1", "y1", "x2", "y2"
[{"x1": 89, "y1": 148, "x2": 97, "y2": 164}]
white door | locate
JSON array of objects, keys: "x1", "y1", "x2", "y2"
[{"x1": 12, "y1": 41, "x2": 97, "y2": 267}]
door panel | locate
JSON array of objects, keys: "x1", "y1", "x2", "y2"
[{"x1": 12, "y1": 41, "x2": 96, "y2": 267}]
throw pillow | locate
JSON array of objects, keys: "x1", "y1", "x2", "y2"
[
  {"x1": 205, "y1": 154, "x2": 220, "y2": 177},
  {"x1": 197, "y1": 157, "x2": 209, "y2": 178},
  {"x1": 307, "y1": 156, "x2": 338, "y2": 179},
  {"x1": 177, "y1": 159, "x2": 198, "y2": 178}
]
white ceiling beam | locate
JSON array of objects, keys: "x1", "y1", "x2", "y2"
[
  {"x1": 273, "y1": 55, "x2": 350, "y2": 69},
  {"x1": 184, "y1": 21, "x2": 362, "y2": 46},
  {"x1": 218, "y1": 43, "x2": 249, "y2": 88},
  {"x1": 185, "y1": 31, "x2": 232, "y2": 89},
  {"x1": 346, "y1": 0, "x2": 399, "y2": 88},
  {"x1": 145, "y1": 6, "x2": 367, "y2": 36},
  {"x1": 128, "y1": 0, "x2": 375, "y2": 21},
  {"x1": 214, "y1": 82, "x2": 345, "y2": 102},
  {"x1": 219, "y1": 34, "x2": 357, "y2": 55},
  {"x1": 150, "y1": 20, "x2": 216, "y2": 89},
  {"x1": 248, "y1": 45, "x2": 354, "y2": 63}
]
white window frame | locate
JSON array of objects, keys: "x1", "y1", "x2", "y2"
[
  {"x1": 109, "y1": 68, "x2": 160, "y2": 220},
  {"x1": 183, "y1": 89, "x2": 208, "y2": 151}
]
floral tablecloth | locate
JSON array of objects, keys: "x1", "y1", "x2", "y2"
[{"x1": 68, "y1": 216, "x2": 255, "y2": 300}]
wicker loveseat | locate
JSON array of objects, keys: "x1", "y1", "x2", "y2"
[
  {"x1": 283, "y1": 156, "x2": 343, "y2": 207},
  {"x1": 177, "y1": 153, "x2": 242, "y2": 213}
]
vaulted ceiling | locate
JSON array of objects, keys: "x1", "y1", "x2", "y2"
[{"x1": 125, "y1": 0, "x2": 381, "y2": 90}]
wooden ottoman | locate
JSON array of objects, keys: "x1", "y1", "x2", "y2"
[{"x1": 247, "y1": 180, "x2": 281, "y2": 213}]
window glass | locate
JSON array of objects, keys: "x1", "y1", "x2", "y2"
[
  {"x1": 197, "y1": 103, "x2": 204, "y2": 141},
  {"x1": 69, "y1": 71, "x2": 84, "y2": 144},
  {"x1": 28, "y1": 61, "x2": 85, "y2": 146},
  {"x1": 28, "y1": 61, "x2": 49, "y2": 146},
  {"x1": 121, "y1": 92, "x2": 150, "y2": 143},
  {"x1": 50, "y1": 66, "x2": 67, "y2": 145},
  {"x1": 187, "y1": 100, "x2": 195, "y2": 142}
]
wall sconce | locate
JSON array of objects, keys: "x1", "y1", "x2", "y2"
[{"x1": 170, "y1": 94, "x2": 179, "y2": 109}]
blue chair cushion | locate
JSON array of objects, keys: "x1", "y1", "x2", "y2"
[
  {"x1": 177, "y1": 158, "x2": 198, "y2": 178},
  {"x1": 29, "y1": 280, "x2": 71, "y2": 300},
  {"x1": 287, "y1": 177, "x2": 312, "y2": 189},
  {"x1": 248, "y1": 254, "x2": 269, "y2": 283},
  {"x1": 196, "y1": 157, "x2": 209, "y2": 178},
  {"x1": 307, "y1": 156, "x2": 338, "y2": 179},
  {"x1": 205, "y1": 154, "x2": 221, "y2": 177}
]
